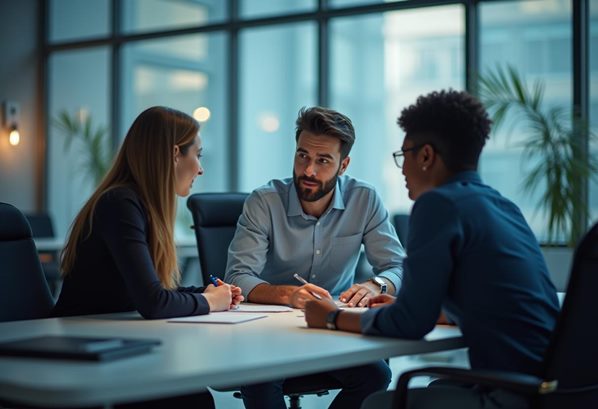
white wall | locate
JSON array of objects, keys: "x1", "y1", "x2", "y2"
[{"x1": 0, "y1": 0, "x2": 40, "y2": 213}]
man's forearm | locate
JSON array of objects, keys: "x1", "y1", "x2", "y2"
[{"x1": 247, "y1": 283, "x2": 297, "y2": 305}]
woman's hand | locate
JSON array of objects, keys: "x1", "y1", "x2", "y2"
[
  {"x1": 203, "y1": 284, "x2": 232, "y2": 312},
  {"x1": 368, "y1": 294, "x2": 396, "y2": 308}
]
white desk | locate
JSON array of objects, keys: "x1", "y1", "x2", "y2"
[{"x1": 0, "y1": 310, "x2": 463, "y2": 408}]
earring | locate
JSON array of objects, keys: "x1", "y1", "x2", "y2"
[{"x1": 422, "y1": 166, "x2": 427, "y2": 171}]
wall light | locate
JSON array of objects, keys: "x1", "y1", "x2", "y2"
[{"x1": 3, "y1": 101, "x2": 20, "y2": 146}]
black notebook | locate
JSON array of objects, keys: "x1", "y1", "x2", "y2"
[{"x1": 0, "y1": 335, "x2": 161, "y2": 362}]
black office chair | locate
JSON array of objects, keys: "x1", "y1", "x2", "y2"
[
  {"x1": 393, "y1": 213, "x2": 409, "y2": 245},
  {"x1": 391, "y1": 221, "x2": 598, "y2": 409},
  {"x1": 24, "y1": 213, "x2": 61, "y2": 297},
  {"x1": 0, "y1": 203, "x2": 54, "y2": 322},
  {"x1": 187, "y1": 193, "x2": 342, "y2": 409}
]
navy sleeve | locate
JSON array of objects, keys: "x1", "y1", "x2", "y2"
[
  {"x1": 361, "y1": 191, "x2": 463, "y2": 338},
  {"x1": 96, "y1": 191, "x2": 210, "y2": 319}
]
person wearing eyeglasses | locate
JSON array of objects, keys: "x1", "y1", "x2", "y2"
[
  {"x1": 225, "y1": 106, "x2": 405, "y2": 409},
  {"x1": 304, "y1": 90, "x2": 559, "y2": 409}
]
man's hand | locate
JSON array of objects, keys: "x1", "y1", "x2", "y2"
[
  {"x1": 339, "y1": 282, "x2": 379, "y2": 307},
  {"x1": 368, "y1": 294, "x2": 396, "y2": 308},
  {"x1": 289, "y1": 284, "x2": 332, "y2": 309},
  {"x1": 304, "y1": 299, "x2": 338, "y2": 329}
]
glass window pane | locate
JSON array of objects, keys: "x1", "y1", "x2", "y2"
[
  {"x1": 329, "y1": 6, "x2": 464, "y2": 216},
  {"x1": 48, "y1": 48, "x2": 111, "y2": 237},
  {"x1": 49, "y1": 0, "x2": 110, "y2": 42},
  {"x1": 330, "y1": 0, "x2": 405, "y2": 8},
  {"x1": 479, "y1": 0, "x2": 572, "y2": 243},
  {"x1": 589, "y1": 0, "x2": 598, "y2": 226},
  {"x1": 122, "y1": 33, "x2": 228, "y2": 238},
  {"x1": 122, "y1": 0, "x2": 227, "y2": 34},
  {"x1": 240, "y1": 0, "x2": 315, "y2": 19},
  {"x1": 239, "y1": 23, "x2": 317, "y2": 191}
]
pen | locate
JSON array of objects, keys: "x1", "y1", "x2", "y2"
[
  {"x1": 209, "y1": 275, "x2": 240, "y2": 310},
  {"x1": 293, "y1": 273, "x2": 323, "y2": 300}
]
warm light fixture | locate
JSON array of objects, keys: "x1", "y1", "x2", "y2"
[
  {"x1": 193, "y1": 106, "x2": 211, "y2": 122},
  {"x1": 3, "y1": 101, "x2": 20, "y2": 146}
]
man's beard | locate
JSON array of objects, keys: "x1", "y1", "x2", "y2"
[{"x1": 293, "y1": 171, "x2": 339, "y2": 202}]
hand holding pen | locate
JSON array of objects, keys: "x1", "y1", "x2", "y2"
[
  {"x1": 291, "y1": 273, "x2": 332, "y2": 308},
  {"x1": 208, "y1": 275, "x2": 243, "y2": 310}
]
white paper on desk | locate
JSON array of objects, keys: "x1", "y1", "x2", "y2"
[
  {"x1": 168, "y1": 312, "x2": 266, "y2": 324},
  {"x1": 235, "y1": 304, "x2": 293, "y2": 313}
]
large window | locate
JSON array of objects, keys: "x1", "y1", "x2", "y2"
[
  {"x1": 479, "y1": 0, "x2": 572, "y2": 242},
  {"x1": 122, "y1": 33, "x2": 229, "y2": 238},
  {"x1": 330, "y1": 6, "x2": 464, "y2": 214},
  {"x1": 48, "y1": 48, "x2": 110, "y2": 237},
  {"x1": 43, "y1": 0, "x2": 595, "y2": 243},
  {"x1": 49, "y1": 0, "x2": 110, "y2": 42},
  {"x1": 239, "y1": 23, "x2": 317, "y2": 191}
]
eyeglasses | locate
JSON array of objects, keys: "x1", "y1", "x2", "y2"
[{"x1": 392, "y1": 145, "x2": 423, "y2": 168}]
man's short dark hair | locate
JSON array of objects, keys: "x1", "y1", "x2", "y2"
[
  {"x1": 295, "y1": 106, "x2": 355, "y2": 159},
  {"x1": 397, "y1": 90, "x2": 492, "y2": 172}
]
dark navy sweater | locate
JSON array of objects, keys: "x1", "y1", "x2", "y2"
[
  {"x1": 361, "y1": 171, "x2": 559, "y2": 376},
  {"x1": 53, "y1": 187, "x2": 209, "y2": 319}
]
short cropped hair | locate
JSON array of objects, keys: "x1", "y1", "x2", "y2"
[
  {"x1": 397, "y1": 90, "x2": 492, "y2": 172},
  {"x1": 295, "y1": 106, "x2": 355, "y2": 159}
]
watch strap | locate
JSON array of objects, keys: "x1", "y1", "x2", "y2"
[{"x1": 326, "y1": 309, "x2": 341, "y2": 330}]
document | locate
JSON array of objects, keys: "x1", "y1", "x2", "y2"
[
  {"x1": 168, "y1": 312, "x2": 267, "y2": 324},
  {"x1": 235, "y1": 304, "x2": 293, "y2": 313}
]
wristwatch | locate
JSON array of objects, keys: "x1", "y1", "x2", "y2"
[
  {"x1": 326, "y1": 309, "x2": 341, "y2": 330},
  {"x1": 370, "y1": 277, "x2": 387, "y2": 294}
]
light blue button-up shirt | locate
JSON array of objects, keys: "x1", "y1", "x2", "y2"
[{"x1": 225, "y1": 175, "x2": 405, "y2": 297}]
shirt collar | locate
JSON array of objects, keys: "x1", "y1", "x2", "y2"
[
  {"x1": 288, "y1": 178, "x2": 346, "y2": 217},
  {"x1": 444, "y1": 170, "x2": 482, "y2": 185}
]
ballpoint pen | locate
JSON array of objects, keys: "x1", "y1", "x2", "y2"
[
  {"x1": 208, "y1": 275, "x2": 240, "y2": 309},
  {"x1": 293, "y1": 273, "x2": 323, "y2": 300}
]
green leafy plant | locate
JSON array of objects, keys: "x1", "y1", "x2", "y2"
[
  {"x1": 479, "y1": 65, "x2": 597, "y2": 246},
  {"x1": 53, "y1": 110, "x2": 112, "y2": 187}
]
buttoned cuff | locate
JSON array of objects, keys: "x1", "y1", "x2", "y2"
[
  {"x1": 377, "y1": 270, "x2": 402, "y2": 294},
  {"x1": 229, "y1": 274, "x2": 269, "y2": 298}
]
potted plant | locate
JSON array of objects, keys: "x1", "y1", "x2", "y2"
[
  {"x1": 53, "y1": 109, "x2": 112, "y2": 187},
  {"x1": 478, "y1": 65, "x2": 597, "y2": 248}
]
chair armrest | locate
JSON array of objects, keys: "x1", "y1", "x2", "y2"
[{"x1": 392, "y1": 366, "x2": 549, "y2": 409}]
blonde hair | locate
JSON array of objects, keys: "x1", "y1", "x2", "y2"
[{"x1": 61, "y1": 106, "x2": 200, "y2": 290}]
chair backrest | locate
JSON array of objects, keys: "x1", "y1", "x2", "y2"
[
  {"x1": 187, "y1": 193, "x2": 248, "y2": 284},
  {"x1": 539, "y1": 222, "x2": 598, "y2": 407},
  {"x1": 393, "y1": 213, "x2": 409, "y2": 245},
  {"x1": 0, "y1": 203, "x2": 54, "y2": 322},
  {"x1": 24, "y1": 213, "x2": 55, "y2": 238}
]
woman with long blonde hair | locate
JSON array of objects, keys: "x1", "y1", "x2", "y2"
[{"x1": 53, "y1": 106, "x2": 242, "y2": 407}]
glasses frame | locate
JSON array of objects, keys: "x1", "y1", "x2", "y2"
[{"x1": 392, "y1": 145, "x2": 424, "y2": 168}]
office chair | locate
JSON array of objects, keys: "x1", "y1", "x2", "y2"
[
  {"x1": 24, "y1": 212, "x2": 61, "y2": 296},
  {"x1": 393, "y1": 213, "x2": 409, "y2": 245},
  {"x1": 391, "y1": 221, "x2": 598, "y2": 409},
  {"x1": 187, "y1": 193, "x2": 342, "y2": 409},
  {"x1": 0, "y1": 203, "x2": 54, "y2": 322}
]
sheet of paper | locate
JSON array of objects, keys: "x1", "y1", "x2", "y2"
[
  {"x1": 235, "y1": 304, "x2": 293, "y2": 313},
  {"x1": 168, "y1": 312, "x2": 266, "y2": 324}
]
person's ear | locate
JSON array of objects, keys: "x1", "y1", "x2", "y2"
[
  {"x1": 339, "y1": 156, "x2": 350, "y2": 175},
  {"x1": 420, "y1": 144, "x2": 435, "y2": 169},
  {"x1": 173, "y1": 145, "x2": 180, "y2": 164}
]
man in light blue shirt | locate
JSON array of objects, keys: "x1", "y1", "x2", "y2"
[{"x1": 225, "y1": 106, "x2": 404, "y2": 409}]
